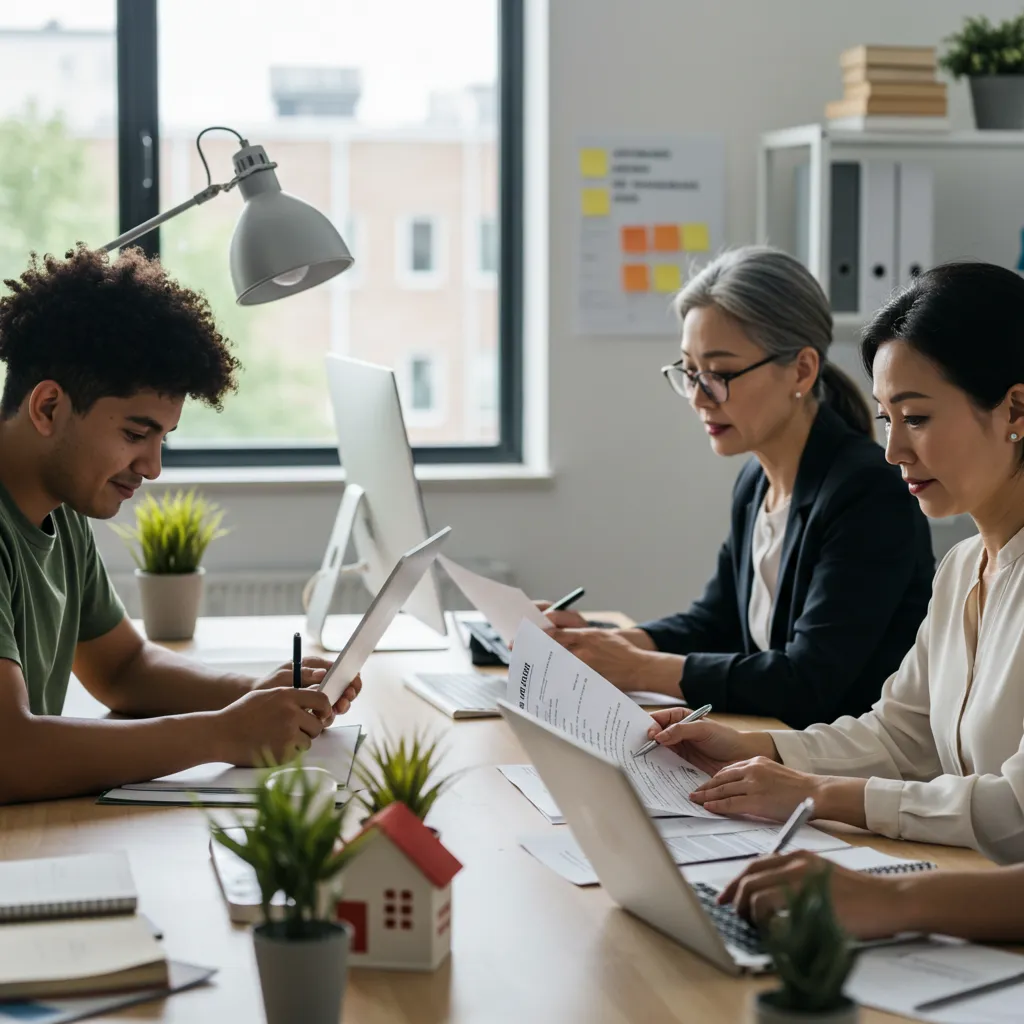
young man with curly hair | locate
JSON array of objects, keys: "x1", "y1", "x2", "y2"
[{"x1": 0, "y1": 245, "x2": 360, "y2": 803}]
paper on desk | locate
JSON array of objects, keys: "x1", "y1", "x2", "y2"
[
  {"x1": 438, "y1": 555, "x2": 550, "y2": 645},
  {"x1": 844, "y1": 937, "x2": 1024, "y2": 1024},
  {"x1": 497, "y1": 765, "x2": 566, "y2": 823},
  {"x1": 520, "y1": 822, "x2": 850, "y2": 886},
  {"x1": 119, "y1": 724, "x2": 363, "y2": 793},
  {"x1": 506, "y1": 620, "x2": 719, "y2": 818}
]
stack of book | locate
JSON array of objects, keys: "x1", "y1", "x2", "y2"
[{"x1": 826, "y1": 45, "x2": 949, "y2": 131}]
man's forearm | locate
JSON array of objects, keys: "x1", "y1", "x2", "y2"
[
  {"x1": 0, "y1": 712, "x2": 222, "y2": 804},
  {"x1": 105, "y1": 643, "x2": 252, "y2": 716},
  {"x1": 632, "y1": 650, "x2": 686, "y2": 695}
]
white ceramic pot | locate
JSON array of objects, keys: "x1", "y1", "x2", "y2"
[
  {"x1": 753, "y1": 992, "x2": 859, "y2": 1024},
  {"x1": 135, "y1": 568, "x2": 205, "y2": 641}
]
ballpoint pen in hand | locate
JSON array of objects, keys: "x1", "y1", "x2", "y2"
[
  {"x1": 768, "y1": 796, "x2": 816, "y2": 855},
  {"x1": 633, "y1": 703, "x2": 713, "y2": 758},
  {"x1": 292, "y1": 632, "x2": 302, "y2": 688}
]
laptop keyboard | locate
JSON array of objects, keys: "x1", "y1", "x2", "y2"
[
  {"x1": 411, "y1": 672, "x2": 507, "y2": 710},
  {"x1": 690, "y1": 882, "x2": 764, "y2": 955}
]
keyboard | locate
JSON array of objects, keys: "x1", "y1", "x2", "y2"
[
  {"x1": 403, "y1": 672, "x2": 507, "y2": 719},
  {"x1": 690, "y1": 882, "x2": 764, "y2": 956}
]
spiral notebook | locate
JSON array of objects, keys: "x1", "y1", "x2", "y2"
[{"x1": 0, "y1": 852, "x2": 137, "y2": 922}]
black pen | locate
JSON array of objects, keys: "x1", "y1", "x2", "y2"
[
  {"x1": 292, "y1": 632, "x2": 302, "y2": 688},
  {"x1": 549, "y1": 586, "x2": 585, "y2": 612}
]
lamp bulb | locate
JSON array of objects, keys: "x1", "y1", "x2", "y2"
[{"x1": 272, "y1": 265, "x2": 310, "y2": 287}]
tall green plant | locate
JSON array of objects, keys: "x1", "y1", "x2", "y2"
[
  {"x1": 209, "y1": 761, "x2": 363, "y2": 939},
  {"x1": 939, "y1": 14, "x2": 1024, "y2": 78},
  {"x1": 110, "y1": 489, "x2": 228, "y2": 574},
  {"x1": 762, "y1": 866, "x2": 854, "y2": 1013},
  {"x1": 353, "y1": 730, "x2": 452, "y2": 821}
]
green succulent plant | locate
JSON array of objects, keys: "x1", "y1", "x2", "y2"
[
  {"x1": 353, "y1": 730, "x2": 452, "y2": 822},
  {"x1": 209, "y1": 759, "x2": 363, "y2": 939},
  {"x1": 110, "y1": 488, "x2": 228, "y2": 574},
  {"x1": 762, "y1": 865, "x2": 855, "y2": 1014},
  {"x1": 939, "y1": 14, "x2": 1024, "y2": 78}
]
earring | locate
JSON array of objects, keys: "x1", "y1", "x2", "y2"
[
  {"x1": 794, "y1": 392, "x2": 802, "y2": 399},
  {"x1": 1013, "y1": 433, "x2": 1020, "y2": 442}
]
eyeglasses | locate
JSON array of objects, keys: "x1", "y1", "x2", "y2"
[{"x1": 660, "y1": 354, "x2": 780, "y2": 405}]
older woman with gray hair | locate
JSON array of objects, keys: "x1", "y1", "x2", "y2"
[{"x1": 545, "y1": 245, "x2": 934, "y2": 728}]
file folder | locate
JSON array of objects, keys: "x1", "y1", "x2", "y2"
[
  {"x1": 895, "y1": 161, "x2": 934, "y2": 288},
  {"x1": 858, "y1": 160, "x2": 897, "y2": 314}
]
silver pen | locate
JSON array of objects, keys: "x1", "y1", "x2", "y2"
[
  {"x1": 768, "y1": 797, "x2": 816, "y2": 855},
  {"x1": 632, "y1": 703, "x2": 713, "y2": 759}
]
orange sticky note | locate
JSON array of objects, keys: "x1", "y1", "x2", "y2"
[
  {"x1": 622, "y1": 264, "x2": 650, "y2": 293},
  {"x1": 653, "y1": 224, "x2": 681, "y2": 252},
  {"x1": 581, "y1": 187, "x2": 610, "y2": 217},
  {"x1": 653, "y1": 263, "x2": 682, "y2": 293},
  {"x1": 681, "y1": 222, "x2": 711, "y2": 251},
  {"x1": 621, "y1": 226, "x2": 648, "y2": 253}
]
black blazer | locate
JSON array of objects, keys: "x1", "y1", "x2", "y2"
[{"x1": 640, "y1": 405, "x2": 934, "y2": 729}]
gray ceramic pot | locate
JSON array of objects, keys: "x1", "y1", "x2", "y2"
[
  {"x1": 135, "y1": 568, "x2": 204, "y2": 641},
  {"x1": 753, "y1": 992, "x2": 859, "y2": 1024},
  {"x1": 253, "y1": 920, "x2": 352, "y2": 1024},
  {"x1": 969, "y1": 75, "x2": 1024, "y2": 130}
]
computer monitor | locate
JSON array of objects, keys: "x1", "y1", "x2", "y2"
[{"x1": 305, "y1": 355, "x2": 449, "y2": 652}]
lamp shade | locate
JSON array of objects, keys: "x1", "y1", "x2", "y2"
[{"x1": 228, "y1": 143, "x2": 353, "y2": 305}]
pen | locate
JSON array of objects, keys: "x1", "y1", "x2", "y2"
[
  {"x1": 292, "y1": 632, "x2": 302, "y2": 689},
  {"x1": 548, "y1": 586, "x2": 585, "y2": 612},
  {"x1": 633, "y1": 703, "x2": 712, "y2": 758},
  {"x1": 768, "y1": 797, "x2": 816, "y2": 855}
]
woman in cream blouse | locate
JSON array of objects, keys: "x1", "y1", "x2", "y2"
[{"x1": 643, "y1": 262, "x2": 1024, "y2": 864}]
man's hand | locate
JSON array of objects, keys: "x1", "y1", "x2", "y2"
[
  {"x1": 547, "y1": 628, "x2": 650, "y2": 688},
  {"x1": 252, "y1": 657, "x2": 363, "y2": 720},
  {"x1": 215, "y1": 687, "x2": 335, "y2": 766},
  {"x1": 534, "y1": 600, "x2": 589, "y2": 630}
]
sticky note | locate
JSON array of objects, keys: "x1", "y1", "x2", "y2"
[
  {"x1": 682, "y1": 222, "x2": 711, "y2": 252},
  {"x1": 653, "y1": 263, "x2": 682, "y2": 293},
  {"x1": 621, "y1": 226, "x2": 648, "y2": 253},
  {"x1": 581, "y1": 188, "x2": 610, "y2": 217},
  {"x1": 653, "y1": 224, "x2": 681, "y2": 252},
  {"x1": 579, "y1": 148, "x2": 609, "y2": 178},
  {"x1": 622, "y1": 264, "x2": 650, "y2": 293}
]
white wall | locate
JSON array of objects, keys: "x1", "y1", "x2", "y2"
[{"x1": 97, "y1": 0, "x2": 1012, "y2": 620}]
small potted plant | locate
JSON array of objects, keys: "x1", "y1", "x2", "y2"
[
  {"x1": 353, "y1": 729, "x2": 452, "y2": 829},
  {"x1": 754, "y1": 866, "x2": 858, "y2": 1023},
  {"x1": 210, "y1": 761, "x2": 363, "y2": 1024},
  {"x1": 940, "y1": 13, "x2": 1024, "y2": 129},
  {"x1": 110, "y1": 488, "x2": 228, "y2": 640}
]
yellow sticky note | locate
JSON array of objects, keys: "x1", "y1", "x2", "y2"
[
  {"x1": 681, "y1": 222, "x2": 711, "y2": 252},
  {"x1": 581, "y1": 187, "x2": 611, "y2": 217},
  {"x1": 653, "y1": 264, "x2": 682, "y2": 293},
  {"x1": 579, "y1": 148, "x2": 609, "y2": 178}
]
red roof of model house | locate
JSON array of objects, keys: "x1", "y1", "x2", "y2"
[{"x1": 356, "y1": 803, "x2": 463, "y2": 888}]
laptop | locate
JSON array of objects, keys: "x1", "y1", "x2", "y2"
[
  {"x1": 497, "y1": 700, "x2": 770, "y2": 974},
  {"x1": 317, "y1": 527, "x2": 451, "y2": 705}
]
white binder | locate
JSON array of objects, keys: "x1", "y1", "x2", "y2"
[
  {"x1": 858, "y1": 160, "x2": 897, "y2": 314},
  {"x1": 896, "y1": 161, "x2": 934, "y2": 288}
]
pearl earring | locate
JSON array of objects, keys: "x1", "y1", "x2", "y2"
[
  {"x1": 795, "y1": 392, "x2": 802, "y2": 399},
  {"x1": 1012, "y1": 433, "x2": 1020, "y2": 442}
]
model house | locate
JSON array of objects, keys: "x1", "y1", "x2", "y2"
[{"x1": 335, "y1": 802, "x2": 463, "y2": 971}]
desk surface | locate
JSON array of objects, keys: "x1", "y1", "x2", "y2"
[{"x1": 0, "y1": 614, "x2": 999, "y2": 1024}]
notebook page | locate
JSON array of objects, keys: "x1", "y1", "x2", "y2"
[{"x1": 0, "y1": 852, "x2": 136, "y2": 920}]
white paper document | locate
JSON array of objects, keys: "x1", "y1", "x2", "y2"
[
  {"x1": 439, "y1": 556, "x2": 551, "y2": 646},
  {"x1": 119, "y1": 724, "x2": 362, "y2": 793},
  {"x1": 845, "y1": 937, "x2": 1024, "y2": 1024},
  {"x1": 506, "y1": 621, "x2": 719, "y2": 819},
  {"x1": 520, "y1": 822, "x2": 850, "y2": 886},
  {"x1": 497, "y1": 765, "x2": 566, "y2": 823}
]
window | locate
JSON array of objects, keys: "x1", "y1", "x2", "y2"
[
  {"x1": 478, "y1": 217, "x2": 498, "y2": 276},
  {"x1": 146, "y1": 0, "x2": 522, "y2": 465}
]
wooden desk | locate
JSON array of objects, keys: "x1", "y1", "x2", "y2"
[{"x1": 0, "y1": 615, "x2": 1000, "y2": 1023}]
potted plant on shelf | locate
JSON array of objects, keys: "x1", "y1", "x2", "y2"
[
  {"x1": 754, "y1": 866, "x2": 858, "y2": 1023},
  {"x1": 110, "y1": 489, "x2": 228, "y2": 641},
  {"x1": 210, "y1": 761, "x2": 363, "y2": 1024},
  {"x1": 940, "y1": 13, "x2": 1024, "y2": 129},
  {"x1": 353, "y1": 730, "x2": 452, "y2": 829}
]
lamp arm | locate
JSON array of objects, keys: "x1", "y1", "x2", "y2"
[{"x1": 100, "y1": 182, "x2": 229, "y2": 253}]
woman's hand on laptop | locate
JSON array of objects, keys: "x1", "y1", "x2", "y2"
[
  {"x1": 717, "y1": 852, "x2": 905, "y2": 940},
  {"x1": 646, "y1": 709, "x2": 779, "y2": 776},
  {"x1": 253, "y1": 658, "x2": 363, "y2": 718}
]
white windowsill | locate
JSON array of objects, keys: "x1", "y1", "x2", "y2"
[{"x1": 152, "y1": 462, "x2": 554, "y2": 491}]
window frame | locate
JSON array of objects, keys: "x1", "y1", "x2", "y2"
[
  {"x1": 395, "y1": 214, "x2": 445, "y2": 289},
  {"x1": 119, "y1": 0, "x2": 524, "y2": 468}
]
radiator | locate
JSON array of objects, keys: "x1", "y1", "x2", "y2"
[{"x1": 111, "y1": 558, "x2": 514, "y2": 619}]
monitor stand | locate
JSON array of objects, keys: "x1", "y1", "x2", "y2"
[{"x1": 305, "y1": 484, "x2": 450, "y2": 653}]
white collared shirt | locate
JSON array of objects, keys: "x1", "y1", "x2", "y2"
[
  {"x1": 748, "y1": 497, "x2": 791, "y2": 651},
  {"x1": 770, "y1": 524, "x2": 1024, "y2": 863}
]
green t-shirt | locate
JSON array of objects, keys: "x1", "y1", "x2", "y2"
[{"x1": 0, "y1": 481, "x2": 125, "y2": 715}]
